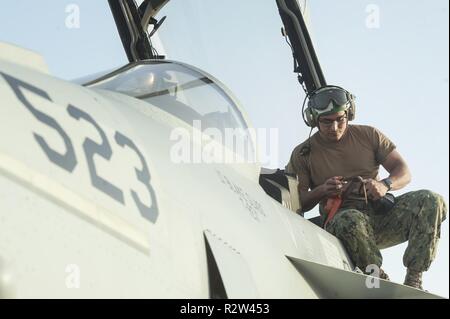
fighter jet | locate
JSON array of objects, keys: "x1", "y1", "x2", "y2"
[{"x1": 0, "y1": 0, "x2": 443, "y2": 299}]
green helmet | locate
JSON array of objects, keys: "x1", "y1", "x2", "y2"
[{"x1": 304, "y1": 86, "x2": 356, "y2": 128}]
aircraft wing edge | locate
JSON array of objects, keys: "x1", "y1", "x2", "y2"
[{"x1": 287, "y1": 256, "x2": 444, "y2": 299}]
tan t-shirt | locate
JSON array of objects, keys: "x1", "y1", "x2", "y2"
[{"x1": 287, "y1": 125, "x2": 396, "y2": 197}]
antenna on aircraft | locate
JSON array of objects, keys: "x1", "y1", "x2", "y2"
[{"x1": 149, "y1": 16, "x2": 167, "y2": 38}]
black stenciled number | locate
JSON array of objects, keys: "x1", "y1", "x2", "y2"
[
  {"x1": 0, "y1": 72, "x2": 77, "y2": 172},
  {"x1": 67, "y1": 104, "x2": 124, "y2": 204},
  {"x1": 114, "y1": 132, "x2": 158, "y2": 223}
]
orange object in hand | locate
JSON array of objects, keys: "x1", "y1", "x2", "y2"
[{"x1": 324, "y1": 196, "x2": 343, "y2": 228}]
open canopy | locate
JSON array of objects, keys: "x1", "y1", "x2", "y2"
[{"x1": 108, "y1": 0, "x2": 326, "y2": 94}]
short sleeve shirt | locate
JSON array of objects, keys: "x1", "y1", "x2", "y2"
[{"x1": 287, "y1": 125, "x2": 396, "y2": 196}]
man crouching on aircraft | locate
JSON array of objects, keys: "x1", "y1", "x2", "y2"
[{"x1": 286, "y1": 85, "x2": 447, "y2": 290}]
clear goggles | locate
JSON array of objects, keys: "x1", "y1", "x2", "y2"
[{"x1": 309, "y1": 88, "x2": 350, "y2": 111}]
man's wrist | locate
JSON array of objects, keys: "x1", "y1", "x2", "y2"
[
  {"x1": 381, "y1": 178, "x2": 393, "y2": 191},
  {"x1": 311, "y1": 184, "x2": 326, "y2": 201}
]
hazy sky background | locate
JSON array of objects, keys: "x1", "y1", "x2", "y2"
[{"x1": 1, "y1": 0, "x2": 448, "y2": 297}]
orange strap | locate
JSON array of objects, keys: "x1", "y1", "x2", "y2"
[{"x1": 324, "y1": 196, "x2": 342, "y2": 228}]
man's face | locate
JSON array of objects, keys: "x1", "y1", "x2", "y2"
[{"x1": 317, "y1": 111, "x2": 348, "y2": 142}]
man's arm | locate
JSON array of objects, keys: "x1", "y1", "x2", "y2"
[
  {"x1": 299, "y1": 176, "x2": 345, "y2": 212},
  {"x1": 365, "y1": 150, "x2": 412, "y2": 200}
]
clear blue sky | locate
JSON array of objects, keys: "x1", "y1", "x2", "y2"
[{"x1": 1, "y1": 0, "x2": 448, "y2": 297}]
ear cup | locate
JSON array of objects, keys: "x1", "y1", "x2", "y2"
[
  {"x1": 304, "y1": 106, "x2": 317, "y2": 128},
  {"x1": 346, "y1": 93, "x2": 356, "y2": 121}
]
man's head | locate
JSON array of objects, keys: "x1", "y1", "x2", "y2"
[{"x1": 303, "y1": 86, "x2": 356, "y2": 141}]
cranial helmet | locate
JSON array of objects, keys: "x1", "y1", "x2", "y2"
[{"x1": 303, "y1": 85, "x2": 356, "y2": 128}]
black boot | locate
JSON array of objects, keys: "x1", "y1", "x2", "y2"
[
  {"x1": 404, "y1": 269, "x2": 423, "y2": 290},
  {"x1": 379, "y1": 268, "x2": 390, "y2": 281}
]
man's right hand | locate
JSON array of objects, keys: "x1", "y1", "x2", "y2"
[
  {"x1": 321, "y1": 176, "x2": 345, "y2": 198},
  {"x1": 300, "y1": 176, "x2": 345, "y2": 213}
]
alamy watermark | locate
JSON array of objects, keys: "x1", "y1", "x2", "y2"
[
  {"x1": 169, "y1": 120, "x2": 279, "y2": 167},
  {"x1": 65, "y1": 264, "x2": 80, "y2": 289},
  {"x1": 65, "y1": 4, "x2": 80, "y2": 29},
  {"x1": 365, "y1": 264, "x2": 381, "y2": 289},
  {"x1": 366, "y1": 4, "x2": 381, "y2": 29}
]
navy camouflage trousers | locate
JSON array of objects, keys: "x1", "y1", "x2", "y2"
[{"x1": 325, "y1": 190, "x2": 447, "y2": 272}]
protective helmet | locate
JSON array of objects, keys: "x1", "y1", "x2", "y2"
[{"x1": 303, "y1": 85, "x2": 356, "y2": 128}]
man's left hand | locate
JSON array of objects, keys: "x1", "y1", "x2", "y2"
[{"x1": 364, "y1": 179, "x2": 389, "y2": 201}]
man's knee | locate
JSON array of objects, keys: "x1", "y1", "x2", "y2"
[{"x1": 412, "y1": 190, "x2": 448, "y2": 221}]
